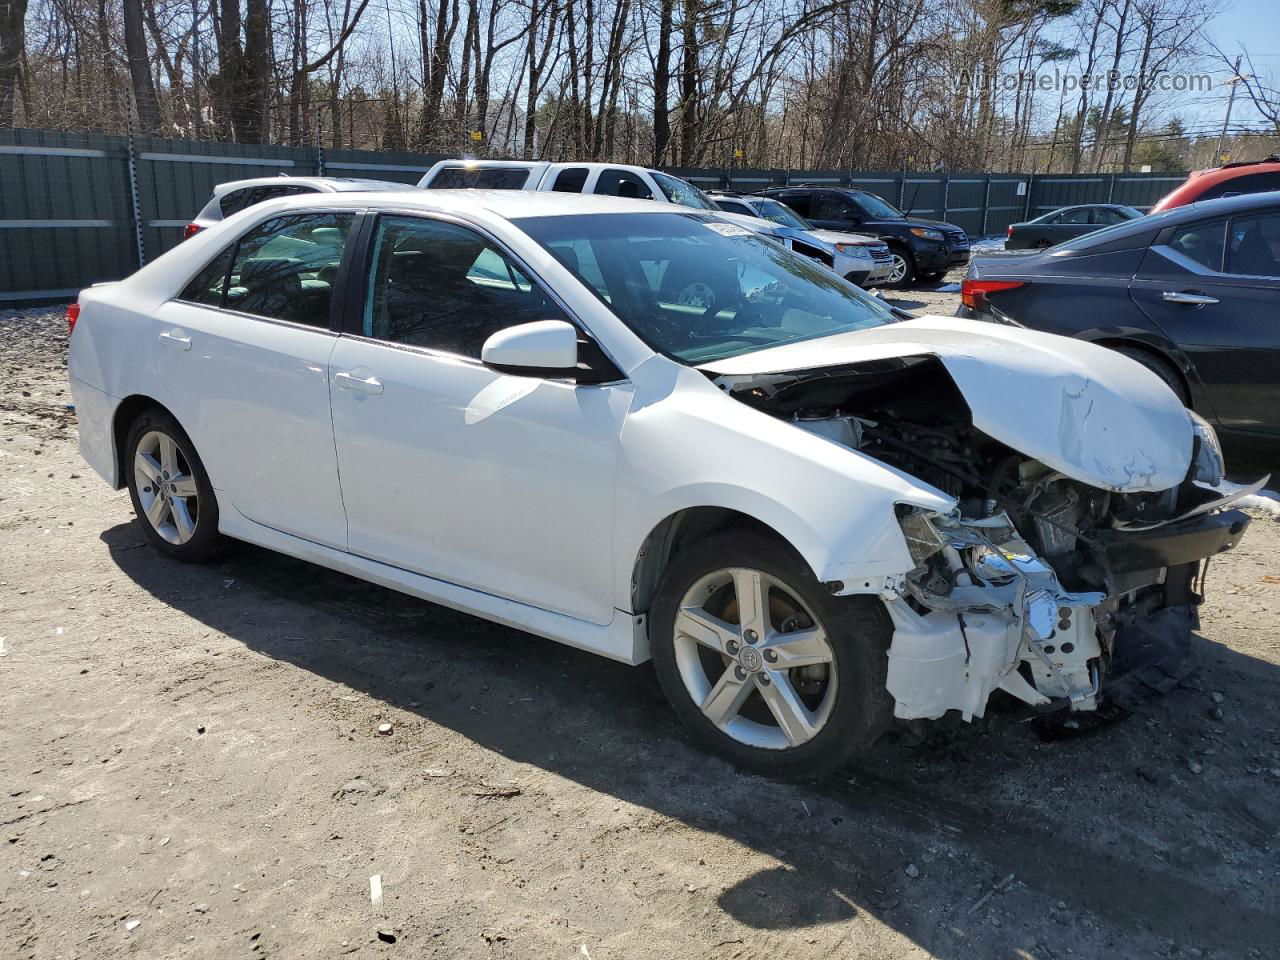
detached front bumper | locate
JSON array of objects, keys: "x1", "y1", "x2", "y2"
[{"x1": 883, "y1": 506, "x2": 1250, "y2": 723}]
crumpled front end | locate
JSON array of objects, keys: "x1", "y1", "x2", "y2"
[
  {"x1": 708, "y1": 346, "x2": 1259, "y2": 723},
  {"x1": 886, "y1": 481, "x2": 1252, "y2": 721}
]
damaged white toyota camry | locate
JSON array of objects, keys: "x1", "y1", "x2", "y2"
[{"x1": 69, "y1": 191, "x2": 1260, "y2": 779}]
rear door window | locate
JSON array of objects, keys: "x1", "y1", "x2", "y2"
[
  {"x1": 223, "y1": 213, "x2": 355, "y2": 325},
  {"x1": 714, "y1": 200, "x2": 754, "y2": 216},
  {"x1": 1057, "y1": 208, "x2": 1091, "y2": 224},
  {"x1": 1167, "y1": 220, "x2": 1227, "y2": 272},
  {"x1": 1092, "y1": 207, "x2": 1131, "y2": 225},
  {"x1": 1226, "y1": 211, "x2": 1280, "y2": 278}
]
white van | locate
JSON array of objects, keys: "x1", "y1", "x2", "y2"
[{"x1": 418, "y1": 160, "x2": 722, "y2": 211}]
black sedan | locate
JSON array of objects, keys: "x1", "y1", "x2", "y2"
[
  {"x1": 959, "y1": 192, "x2": 1280, "y2": 448},
  {"x1": 1005, "y1": 203, "x2": 1143, "y2": 250}
]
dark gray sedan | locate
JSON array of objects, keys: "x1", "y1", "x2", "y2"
[{"x1": 1006, "y1": 203, "x2": 1143, "y2": 250}]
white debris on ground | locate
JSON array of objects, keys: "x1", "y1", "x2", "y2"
[
  {"x1": 968, "y1": 235, "x2": 1008, "y2": 254},
  {"x1": 1239, "y1": 489, "x2": 1280, "y2": 519}
]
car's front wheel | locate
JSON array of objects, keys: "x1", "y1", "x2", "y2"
[
  {"x1": 124, "y1": 408, "x2": 225, "y2": 562},
  {"x1": 886, "y1": 248, "x2": 916, "y2": 288},
  {"x1": 650, "y1": 531, "x2": 894, "y2": 780}
]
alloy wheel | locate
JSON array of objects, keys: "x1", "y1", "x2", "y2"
[
  {"x1": 133, "y1": 430, "x2": 200, "y2": 545},
  {"x1": 671, "y1": 567, "x2": 838, "y2": 750},
  {"x1": 888, "y1": 254, "x2": 908, "y2": 285}
]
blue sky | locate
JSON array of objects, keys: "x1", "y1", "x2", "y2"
[{"x1": 1194, "y1": 0, "x2": 1280, "y2": 127}]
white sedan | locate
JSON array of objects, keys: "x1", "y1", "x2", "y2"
[{"x1": 68, "y1": 190, "x2": 1256, "y2": 779}]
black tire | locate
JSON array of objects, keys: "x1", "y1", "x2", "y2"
[
  {"x1": 886, "y1": 247, "x2": 916, "y2": 289},
  {"x1": 124, "y1": 407, "x2": 226, "y2": 562},
  {"x1": 649, "y1": 531, "x2": 895, "y2": 781},
  {"x1": 1034, "y1": 239, "x2": 1052, "y2": 250},
  {"x1": 1111, "y1": 345, "x2": 1189, "y2": 406}
]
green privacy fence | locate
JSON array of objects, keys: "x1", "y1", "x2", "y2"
[{"x1": 0, "y1": 127, "x2": 1188, "y2": 304}]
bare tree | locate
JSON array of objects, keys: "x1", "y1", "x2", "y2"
[{"x1": 0, "y1": 0, "x2": 29, "y2": 125}]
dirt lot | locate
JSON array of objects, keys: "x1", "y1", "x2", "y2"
[{"x1": 4, "y1": 282, "x2": 1280, "y2": 960}]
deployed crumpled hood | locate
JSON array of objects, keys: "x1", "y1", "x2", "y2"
[{"x1": 701, "y1": 316, "x2": 1194, "y2": 493}]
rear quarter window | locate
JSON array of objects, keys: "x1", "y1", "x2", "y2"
[
  {"x1": 219, "y1": 184, "x2": 315, "y2": 218},
  {"x1": 429, "y1": 167, "x2": 532, "y2": 189},
  {"x1": 1198, "y1": 171, "x2": 1280, "y2": 202}
]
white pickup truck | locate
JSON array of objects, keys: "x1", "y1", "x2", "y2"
[
  {"x1": 418, "y1": 160, "x2": 722, "y2": 211},
  {"x1": 418, "y1": 160, "x2": 892, "y2": 285}
]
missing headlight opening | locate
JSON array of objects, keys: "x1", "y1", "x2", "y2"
[{"x1": 716, "y1": 355, "x2": 1259, "y2": 722}]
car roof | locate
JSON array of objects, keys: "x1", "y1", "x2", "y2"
[
  {"x1": 231, "y1": 188, "x2": 697, "y2": 220},
  {"x1": 431, "y1": 159, "x2": 660, "y2": 175},
  {"x1": 212, "y1": 176, "x2": 420, "y2": 195}
]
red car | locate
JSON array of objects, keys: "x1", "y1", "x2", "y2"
[{"x1": 1150, "y1": 155, "x2": 1280, "y2": 213}]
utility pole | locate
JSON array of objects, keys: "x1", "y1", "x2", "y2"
[{"x1": 1216, "y1": 55, "x2": 1243, "y2": 164}]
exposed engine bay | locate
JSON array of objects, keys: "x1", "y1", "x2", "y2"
[{"x1": 714, "y1": 355, "x2": 1257, "y2": 721}]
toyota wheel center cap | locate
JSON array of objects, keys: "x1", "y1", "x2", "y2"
[{"x1": 738, "y1": 645, "x2": 763, "y2": 672}]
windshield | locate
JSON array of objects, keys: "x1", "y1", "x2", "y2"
[
  {"x1": 753, "y1": 199, "x2": 811, "y2": 229},
  {"x1": 515, "y1": 212, "x2": 898, "y2": 364},
  {"x1": 650, "y1": 171, "x2": 719, "y2": 211},
  {"x1": 855, "y1": 191, "x2": 906, "y2": 220}
]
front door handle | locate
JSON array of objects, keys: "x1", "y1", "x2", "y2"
[
  {"x1": 334, "y1": 371, "x2": 384, "y2": 395},
  {"x1": 1162, "y1": 291, "x2": 1219, "y2": 306},
  {"x1": 158, "y1": 329, "x2": 191, "y2": 350}
]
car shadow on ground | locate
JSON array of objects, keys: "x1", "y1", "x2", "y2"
[{"x1": 101, "y1": 523, "x2": 1280, "y2": 956}]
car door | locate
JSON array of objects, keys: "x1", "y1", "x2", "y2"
[
  {"x1": 152, "y1": 212, "x2": 356, "y2": 548},
  {"x1": 1129, "y1": 209, "x2": 1280, "y2": 436},
  {"x1": 328, "y1": 213, "x2": 632, "y2": 624}
]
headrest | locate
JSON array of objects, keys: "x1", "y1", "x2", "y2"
[{"x1": 239, "y1": 257, "x2": 303, "y2": 284}]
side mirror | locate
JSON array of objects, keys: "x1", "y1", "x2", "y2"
[{"x1": 481, "y1": 320, "x2": 579, "y2": 376}]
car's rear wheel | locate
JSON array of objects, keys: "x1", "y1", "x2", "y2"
[
  {"x1": 124, "y1": 409, "x2": 225, "y2": 562},
  {"x1": 1034, "y1": 239, "x2": 1052, "y2": 250},
  {"x1": 650, "y1": 531, "x2": 894, "y2": 780},
  {"x1": 1111, "y1": 345, "x2": 1190, "y2": 406},
  {"x1": 886, "y1": 248, "x2": 916, "y2": 288}
]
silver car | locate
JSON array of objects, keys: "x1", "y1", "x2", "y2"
[{"x1": 709, "y1": 193, "x2": 895, "y2": 287}]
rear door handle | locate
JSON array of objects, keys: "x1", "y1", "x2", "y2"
[
  {"x1": 158, "y1": 329, "x2": 191, "y2": 350},
  {"x1": 1162, "y1": 291, "x2": 1219, "y2": 306},
  {"x1": 334, "y1": 371, "x2": 384, "y2": 395}
]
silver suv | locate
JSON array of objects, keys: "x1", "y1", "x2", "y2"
[{"x1": 708, "y1": 193, "x2": 894, "y2": 287}]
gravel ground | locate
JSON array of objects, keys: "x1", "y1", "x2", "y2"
[{"x1": 3, "y1": 287, "x2": 1280, "y2": 960}]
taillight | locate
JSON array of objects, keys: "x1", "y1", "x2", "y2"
[
  {"x1": 1007, "y1": 224, "x2": 1014, "y2": 238},
  {"x1": 183, "y1": 222, "x2": 203, "y2": 240},
  {"x1": 961, "y1": 278, "x2": 1025, "y2": 311},
  {"x1": 67, "y1": 302, "x2": 81, "y2": 335}
]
